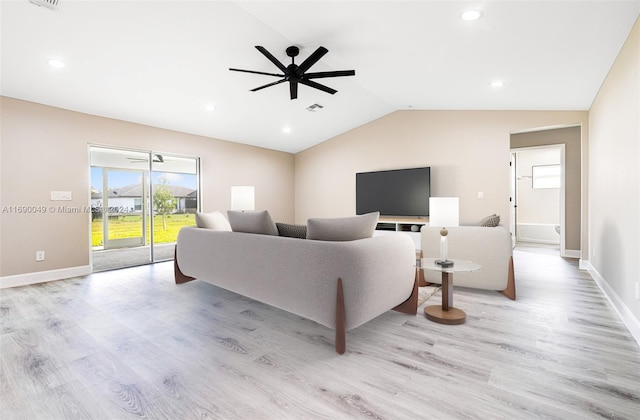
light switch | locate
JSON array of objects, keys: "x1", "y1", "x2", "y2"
[
  {"x1": 51, "y1": 191, "x2": 72, "y2": 201},
  {"x1": 478, "y1": 192, "x2": 484, "y2": 200}
]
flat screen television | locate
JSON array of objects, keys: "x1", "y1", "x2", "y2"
[{"x1": 356, "y1": 167, "x2": 431, "y2": 217}]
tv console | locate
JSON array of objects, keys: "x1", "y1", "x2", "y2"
[{"x1": 374, "y1": 217, "x2": 429, "y2": 249}]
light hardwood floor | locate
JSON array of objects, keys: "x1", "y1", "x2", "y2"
[{"x1": 1, "y1": 247, "x2": 639, "y2": 419}]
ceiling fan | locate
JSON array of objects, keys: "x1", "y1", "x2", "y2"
[{"x1": 230, "y1": 45, "x2": 355, "y2": 100}]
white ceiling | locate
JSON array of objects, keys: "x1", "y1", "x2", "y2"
[{"x1": 2, "y1": 1, "x2": 638, "y2": 153}]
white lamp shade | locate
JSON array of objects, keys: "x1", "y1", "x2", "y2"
[
  {"x1": 429, "y1": 197, "x2": 459, "y2": 227},
  {"x1": 231, "y1": 186, "x2": 255, "y2": 211}
]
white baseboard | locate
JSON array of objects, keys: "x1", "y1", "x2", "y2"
[
  {"x1": 562, "y1": 249, "x2": 581, "y2": 259},
  {"x1": 0, "y1": 265, "x2": 91, "y2": 289},
  {"x1": 578, "y1": 258, "x2": 590, "y2": 270},
  {"x1": 583, "y1": 261, "x2": 640, "y2": 347}
]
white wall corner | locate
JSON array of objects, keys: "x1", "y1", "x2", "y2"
[
  {"x1": 0, "y1": 265, "x2": 91, "y2": 289},
  {"x1": 587, "y1": 265, "x2": 640, "y2": 347}
]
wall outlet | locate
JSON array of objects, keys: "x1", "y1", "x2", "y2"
[{"x1": 36, "y1": 250, "x2": 45, "y2": 261}]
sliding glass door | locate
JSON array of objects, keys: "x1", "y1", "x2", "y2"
[
  {"x1": 150, "y1": 154, "x2": 199, "y2": 262},
  {"x1": 90, "y1": 146, "x2": 199, "y2": 271},
  {"x1": 102, "y1": 168, "x2": 148, "y2": 250}
]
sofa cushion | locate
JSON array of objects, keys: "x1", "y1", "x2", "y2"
[
  {"x1": 276, "y1": 222, "x2": 307, "y2": 239},
  {"x1": 479, "y1": 214, "x2": 500, "y2": 227},
  {"x1": 195, "y1": 211, "x2": 232, "y2": 231},
  {"x1": 227, "y1": 210, "x2": 278, "y2": 236},
  {"x1": 306, "y1": 212, "x2": 379, "y2": 241}
]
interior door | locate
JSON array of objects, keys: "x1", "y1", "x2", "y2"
[{"x1": 103, "y1": 169, "x2": 148, "y2": 250}]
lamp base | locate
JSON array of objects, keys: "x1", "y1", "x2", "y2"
[{"x1": 435, "y1": 259, "x2": 454, "y2": 268}]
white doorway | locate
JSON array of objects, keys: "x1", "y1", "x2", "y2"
[{"x1": 510, "y1": 145, "x2": 565, "y2": 255}]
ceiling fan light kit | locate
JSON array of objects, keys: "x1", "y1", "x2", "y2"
[{"x1": 230, "y1": 45, "x2": 356, "y2": 100}]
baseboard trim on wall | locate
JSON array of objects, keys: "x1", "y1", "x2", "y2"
[
  {"x1": 562, "y1": 249, "x2": 581, "y2": 259},
  {"x1": 578, "y1": 258, "x2": 590, "y2": 270},
  {"x1": 583, "y1": 261, "x2": 640, "y2": 347},
  {"x1": 0, "y1": 265, "x2": 91, "y2": 289}
]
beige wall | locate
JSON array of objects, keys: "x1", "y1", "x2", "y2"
[
  {"x1": 0, "y1": 97, "x2": 294, "y2": 277},
  {"x1": 295, "y1": 110, "x2": 589, "y2": 250},
  {"x1": 589, "y1": 17, "x2": 640, "y2": 320},
  {"x1": 511, "y1": 126, "x2": 582, "y2": 251}
]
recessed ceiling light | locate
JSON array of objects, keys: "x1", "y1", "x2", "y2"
[
  {"x1": 490, "y1": 80, "x2": 505, "y2": 87},
  {"x1": 461, "y1": 10, "x2": 484, "y2": 21},
  {"x1": 47, "y1": 58, "x2": 65, "y2": 69},
  {"x1": 204, "y1": 104, "x2": 216, "y2": 111},
  {"x1": 282, "y1": 126, "x2": 291, "y2": 134}
]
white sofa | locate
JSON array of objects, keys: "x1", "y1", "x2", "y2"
[
  {"x1": 175, "y1": 225, "x2": 419, "y2": 354},
  {"x1": 420, "y1": 225, "x2": 515, "y2": 299}
]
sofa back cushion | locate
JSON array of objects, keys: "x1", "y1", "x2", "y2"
[
  {"x1": 195, "y1": 211, "x2": 232, "y2": 231},
  {"x1": 227, "y1": 210, "x2": 278, "y2": 236},
  {"x1": 306, "y1": 212, "x2": 379, "y2": 241}
]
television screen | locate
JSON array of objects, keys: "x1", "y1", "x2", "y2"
[{"x1": 356, "y1": 167, "x2": 431, "y2": 217}]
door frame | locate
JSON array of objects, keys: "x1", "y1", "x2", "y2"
[
  {"x1": 510, "y1": 144, "x2": 566, "y2": 256},
  {"x1": 89, "y1": 145, "x2": 201, "y2": 271}
]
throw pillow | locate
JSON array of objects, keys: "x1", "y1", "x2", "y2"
[
  {"x1": 306, "y1": 211, "x2": 379, "y2": 241},
  {"x1": 479, "y1": 214, "x2": 500, "y2": 227},
  {"x1": 276, "y1": 222, "x2": 307, "y2": 239},
  {"x1": 195, "y1": 211, "x2": 232, "y2": 231},
  {"x1": 227, "y1": 210, "x2": 278, "y2": 236}
]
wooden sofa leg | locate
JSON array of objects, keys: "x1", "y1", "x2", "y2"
[
  {"x1": 500, "y1": 256, "x2": 516, "y2": 300},
  {"x1": 335, "y1": 278, "x2": 346, "y2": 354},
  {"x1": 174, "y1": 246, "x2": 196, "y2": 284},
  {"x1": 392, "y1": 276, "x2": 419, "y2": 315},
  {"x1": 417, "y1": 249, "x2": 428, "y2": 287}
]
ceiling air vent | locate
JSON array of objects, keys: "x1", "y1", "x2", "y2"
[
  {"x1": 29, "y1": 0, "x2": 59, "y2": 11},
  {"x1": 306, "y1": 103, "x2": 324, "y2": 112}
]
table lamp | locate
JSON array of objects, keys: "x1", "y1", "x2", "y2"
[
  {"x1": 231, "y1": 186, "x2": 255, "y2": 211},
  {"x1": 429, "y1": 197, "x2": 459, "y2": 267}
]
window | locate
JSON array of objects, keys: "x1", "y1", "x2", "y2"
[{"x1": 532, "y1": 164, "x2": 560, "y2": 189}]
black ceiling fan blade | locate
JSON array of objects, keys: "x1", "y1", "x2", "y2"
[
  {"x1": 289, "y1": 81, "x2": 298, "y2": 100},
  {"x1": 304, "y1": 70, "x2": 356, "y2": 79},
  {"x1": 250, "y1": 78, "x2": 286, "y2": 92},
  {"x1": 297, "y1": 46, "x2": 329, "y2": 74},
  {"x1": 255, "y1": 46, "x2": 288, "y2": 73},
  {"x1": 299, "y1": 79, "x2": 337, "y2": 95},
  {"x1": 229, "y1": 68, "x2": 283, "y2": 77}
]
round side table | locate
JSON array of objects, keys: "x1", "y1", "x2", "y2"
[{"x1": 421, "y1": 258, "x2": 481, "y2": 325}]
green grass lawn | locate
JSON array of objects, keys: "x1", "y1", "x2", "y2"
[{"x1": 92, "y1": 214, "x2": 195, "y2": 247}]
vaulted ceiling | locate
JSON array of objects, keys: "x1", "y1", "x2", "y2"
[{"x1": 2, "y1": 1, "x2": 638, "y2": 153}]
